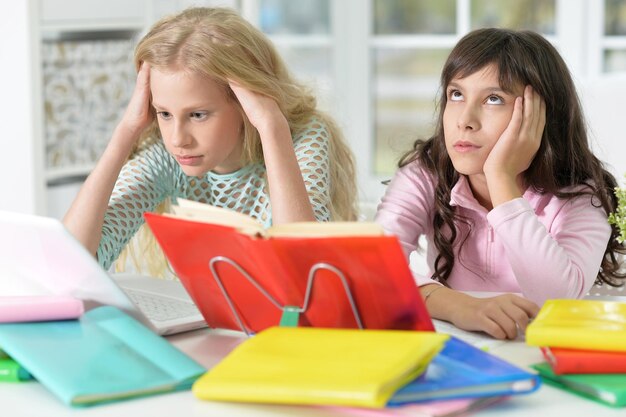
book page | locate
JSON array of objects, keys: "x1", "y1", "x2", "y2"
[
  {"x1": 171, "y1": 198, "x2": 263, "y2": 233},
  {"x1": 172, "y1": 199, "x2": 384, "y2": 238},
  {"x1": 266, "y1": 221, "x2": 384, "y2": 238},
  {"x1": 433, "y1": 320, "x2": 506, "y2": 352}
]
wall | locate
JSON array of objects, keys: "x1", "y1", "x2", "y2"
[
  {"x1": 579, "y1": 75, "x2": 626, "y2": 182},
  {"x1": 0, "y1": 1, "x2": 45, "y2": 214}
]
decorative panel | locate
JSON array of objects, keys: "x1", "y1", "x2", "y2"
[{"x1": 42, "y1": 37, "x2": 135, "y2": 173}]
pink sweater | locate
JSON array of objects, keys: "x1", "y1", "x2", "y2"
[{"x1": 374, "y1": 161, "x2": 611, "y2": 304}]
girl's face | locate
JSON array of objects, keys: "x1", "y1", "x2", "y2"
[
  {"x1": 443, "y1": 64, "x2": 523, "y2": 179},
  {"x1": 150, "y1": 68, "x2": 244, "y2": 177}
]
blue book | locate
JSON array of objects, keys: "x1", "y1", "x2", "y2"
[
  {"x1": 389, "y1": 336, "x2": 540, "y2": 405},
  {"x1": 0, "y1": 306, "x2": 205, "y2": 406}
]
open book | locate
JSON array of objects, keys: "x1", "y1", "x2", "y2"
[
  {"x1": 145, "y1": 199, "x2": 433, "y2": 333},
  {"x1": 170, "y1": 198, "x2": 385, "y2": 237}
]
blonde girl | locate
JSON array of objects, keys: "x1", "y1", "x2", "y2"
[{"x1": 64, "y1": 7, "x2": 356, "y2": 275}]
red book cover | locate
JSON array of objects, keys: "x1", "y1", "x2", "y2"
[
  {"x1": 541, "y1": 346, "x2": 626, "y2": 374},
  {"x1": 144, "y1": 212, "x2": 434, "y2": 334}
]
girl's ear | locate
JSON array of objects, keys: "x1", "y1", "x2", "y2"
[
  {"x1": 226, "y1": 85, "x2": 238, "y2": 102},
  {"x1": 146, "y1": 83, "x2": 156, "y2": 122},
  {"x1": 224, "y1": 78, "x2": 240, "y2": 103},
  {"x1": 149, "y1": 104, "x2": 157, "y2": 122}
]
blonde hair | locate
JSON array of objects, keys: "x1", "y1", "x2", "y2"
[{"x1": 116, "y1": 7, "x2": 357, "y2": 276}]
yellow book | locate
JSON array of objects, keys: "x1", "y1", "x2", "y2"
[
  {"x1": 526, "y1": 299, "x2": 626, "y2": 351},
  {"x1": 192, "y1": 327, "x2": 448, "y2": 408}
]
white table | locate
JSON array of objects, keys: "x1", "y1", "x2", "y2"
[{"x1": 1, "y1": 322, "x2": 624, "y2": 417}]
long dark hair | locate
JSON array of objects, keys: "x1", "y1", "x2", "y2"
[{"x1": 399, "y1": 28, "x2": 625, "y2": 286}]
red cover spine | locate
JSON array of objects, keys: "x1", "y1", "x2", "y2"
[{"x1": 542, "y1": 346, "x2": 626, "y2": 374}]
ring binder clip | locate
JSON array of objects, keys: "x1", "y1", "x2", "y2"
[
  {"x1": 302, "y1": 263, "x2": 363, "y2": 329},
  {"x1": 208, "y1": 257, "x2": 363, "y2": 336}
]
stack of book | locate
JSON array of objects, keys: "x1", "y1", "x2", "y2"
[
  {"x1": 0, "y1": 300, "x2": 205, "y2": 407},
  {"x1": 526, "y1": 299, "x2": 626, "y2": 408},
  {"x1": 192, "y1": 326, "x2": 540, "y2": 415},
  {"x1": 0, "y1": 295, "x2": 82, "y2": 384}
]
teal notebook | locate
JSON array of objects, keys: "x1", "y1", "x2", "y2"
[
  {"x1": 0, "y1": 306, "x2": 205, "y2": 406},
  {"x1": 532, "y1": 362, "x2": 626, "y2": 408}
]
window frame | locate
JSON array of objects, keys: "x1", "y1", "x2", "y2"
[{"x1": 242, "y1": 0, "x2": 623, "y2": 203}]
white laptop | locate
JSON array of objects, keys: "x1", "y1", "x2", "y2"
[{"x1": 0, "y1": 210, "x2": 207, "y2": 335}]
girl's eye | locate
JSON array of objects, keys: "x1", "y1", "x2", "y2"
[
  {"x1": 449, "y1": 90, "x2": 463, "y2": 101},
  {"x1": 157, "y1": 111, "x2": 172, "y2": 120},
  {"x1": 486, "y1": 95, "x2": 504, "y2": 105},
  {"x1": 191, "y1": 112, "x2": 208, "y2": 120}
]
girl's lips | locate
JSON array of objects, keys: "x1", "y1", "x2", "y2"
[
  {"x1": 176, "y1": 155, "x2": 202, "y2": 166},
  {"x1": 453, "y1": 141, "x2": 480, "y2": 153}
]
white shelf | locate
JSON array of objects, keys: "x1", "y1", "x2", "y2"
[
  {"x1": 45, "y1": 165, "x2": 94, "y2": 184},
  {"x1": 40, "y1": 0, "x2": 146, "y2": 25},
  {"x1": 40, "y1": 20, "x2": 145, "y2": 34}
]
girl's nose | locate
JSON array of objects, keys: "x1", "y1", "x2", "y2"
[
  {"x1": 457, "y1": 105, "x2": 480, "y2": 131},
  {"x1": 170, "y1": 121, "x2": 192, "y2": 148}
]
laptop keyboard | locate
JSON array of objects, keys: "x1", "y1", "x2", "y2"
[{"x1": 124, "y1": 288, "x2": 202, "y2": 322}]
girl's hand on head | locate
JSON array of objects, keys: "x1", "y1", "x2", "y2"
[
  {"x1": 228, "y1": 80, "x2": 287, "y2": 136},
  {"x1": 450, "y1": 293, "x2": 540, "y2": 340},
  {"x1": 483, "y1": 85, "x2": 546, "y2": 181},
  {"x1": 119, "y1": 63, "x2": 153, "y2": 140}
]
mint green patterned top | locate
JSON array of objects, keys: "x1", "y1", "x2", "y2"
[{"x1": 97, "y1": 118, "x2": 332, "y2": 270}]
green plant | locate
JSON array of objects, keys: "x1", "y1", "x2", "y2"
[{"x1": 608, "y1": 185, "x2": 626, "y2": 243}]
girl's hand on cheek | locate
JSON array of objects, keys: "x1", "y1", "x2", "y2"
[
  {"x1": 228, "y1": 80, "x2": 287, "y2": 136},
  {"x1": 119, "y1": 63, "x2": 153, "y2": 139},
  {"x1": 483, "y1": 85, "x2": 546, "y2": 181}
]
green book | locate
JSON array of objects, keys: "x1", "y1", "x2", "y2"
[
  {"x1": 0, "y1": 357, "x2": 32, "y2": 382},
  {"x1": 532, "y1": 362, "x2": 626, "y2": 407}
]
